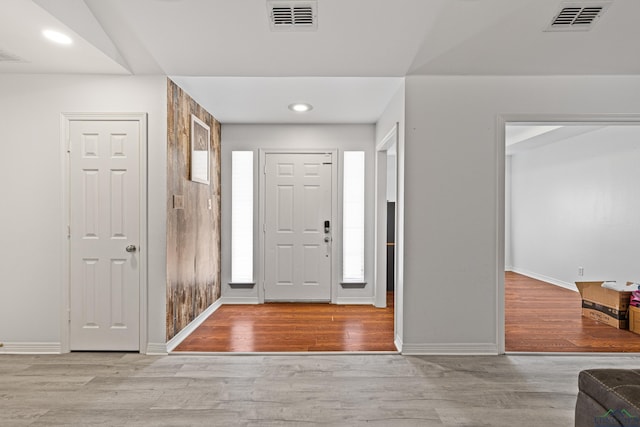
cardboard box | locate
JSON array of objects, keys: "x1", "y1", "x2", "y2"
[
  {"x1": 629, "y1": 305, "x2": 640, "y2": 335},
  {"x1": 575, "y1": 281, "x2": 633, "y2": 329}
]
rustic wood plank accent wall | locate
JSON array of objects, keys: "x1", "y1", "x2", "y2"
[{"x1": 166, "y1": 78, "x2": 221, "y2": 341}]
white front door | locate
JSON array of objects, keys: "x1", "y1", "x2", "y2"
[
  {"x1": 69, "y1": 119, "x2": 140, "y2": 351},
  {"x1": 264, "y1": 153, "x2": 333, "y2": 301}
]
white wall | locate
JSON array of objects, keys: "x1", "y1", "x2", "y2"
[
  {"x1": 0, "y1": 74, "x2": 167, "y2": 351},
  {"x1": 403, "y1": 75, "x2": 640, "y2": 354},
  {"x1": 387, "y1": 154, "x2": 397, "y2": 202},
  {"x1": 220, "y1": 124, "x2": 376, "y2": 303},
  {"x1": 505, "y1": 156, "x2": 512, "y2": 270},
  {"x1": 375, "y1": 82, "x2": 405, "y2": 348},
  {"x1": 510, "y1": 126, "x2": 640, "y2": 287}
]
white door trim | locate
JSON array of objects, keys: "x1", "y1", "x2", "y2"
[
  {"x1": 497, "y1": 113, "x2": 640, "y2": 355},
  {"x1": 374, "y1": 124, "x2": 399, "y2": 308},
  {"x1": 60, "y1": 112, "x2": 148, "y2": 353},
  {"x1": 258, "y1": 149, "x2": 339, "y2": 304},
  {"x1": 375, "y1": 123, "x2": 401, "y2": 353}
]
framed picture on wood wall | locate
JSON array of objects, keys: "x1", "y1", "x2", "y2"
[{"x1": 190, "y1": 114, "x2": 210, "y2": 185}]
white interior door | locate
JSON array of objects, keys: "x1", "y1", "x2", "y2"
[
  {"x1": 69, "y1": 119, "x2": 140, "y2": 351},
  {"x1": 264, "y1": 153, "x2": 332, "y2": 301}
]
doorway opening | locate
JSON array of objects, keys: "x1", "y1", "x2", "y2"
[
  {"x1": 172, "y1": 125, "x2": 402, "y2": 353},
  {"x1": 375, "y1": 124, "x2": 400, "y2": 347},
  {"x1": 502, "y1": 117, "x2": 640, "y2": 353}
]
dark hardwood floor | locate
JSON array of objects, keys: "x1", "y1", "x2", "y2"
[
  {"x1": 506, "y1": 271, "x2": 640, "y2": 352},
  {"x1": 174, "y1": 293, "x2": 396, "y2": 352}
]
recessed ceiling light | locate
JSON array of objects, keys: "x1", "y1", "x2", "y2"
[
  {"x1": 42, "y1": 29, "x2": 73, "y2": 45},
  {"x1": 288, "y1": 103, "x2": 313, "y2": 113}
]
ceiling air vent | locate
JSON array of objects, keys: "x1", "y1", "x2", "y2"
[
  {"x1": 545, "y1": 2, "x2": 611, "y2": 32},
  {"x1": 0, "y1": 49, "x2": 25, "y2": 63},
  {"x1": 268, "y1": 1, "x2": 317, "y2": 31}
]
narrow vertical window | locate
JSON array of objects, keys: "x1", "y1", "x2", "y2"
[
  {"x1": 343, "y1": 151, "x2": 365, "y2": 282},
  {"x1": 231, "y1": 151, "x2": 253, "y2": 282}
]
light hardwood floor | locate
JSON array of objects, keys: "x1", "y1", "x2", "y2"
[{"x1": 3, "y1": 352, "x2": 639, "y2": 426}]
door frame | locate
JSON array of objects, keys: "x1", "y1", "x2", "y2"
[
  {"x1": 258, "y1": 149, "x2": 339, "y2": 303},
  {"x1": 375, "y1": 124, "x2": 402, "y2": 351},
  {"x1": 374, "y1": 124, "x2": 398, "y2": 308},
  {"x1": 497, "y1": 113, "x2": 640, "y2": 354},
  {"x1": 60, "y1": 112, "x2": 148, "y2": 353}
]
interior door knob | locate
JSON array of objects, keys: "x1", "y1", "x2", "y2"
[{"x1": 125, "y1": 245, "x2": 137, "y2": 253}]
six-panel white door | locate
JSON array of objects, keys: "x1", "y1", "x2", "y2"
[
  {"x1": 264, "y1": 153, "x2": 332, "y2": 301},
  {"x1": 69, "y1": 120, "x2": 140, "y2": 351}
]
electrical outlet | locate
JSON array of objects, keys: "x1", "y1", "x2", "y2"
[{"x1": 578, "y1": 267, "x2": 584, "y2": 277}]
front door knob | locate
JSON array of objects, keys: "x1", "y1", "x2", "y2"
[{"x1": 125, "y1": 245, "x2": 137, "y2": 253}]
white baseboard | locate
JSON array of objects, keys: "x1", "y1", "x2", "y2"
[
  {"x1": 166, "y1": 299, "x2": 223, "y2": 352},
  {"x1": 510, "y1": 267, "x2": 578, "y2": 292},
  {"x1": 219, "y1": 297, "x2": 259, "y2": 304},
  {"x1": 0, "y1": 342, "x2": 62, "y2": 354},
  {"x1": 400, "y1": 342, "x2": 499, "y2": 355},
  {"x1": 394, "y1": 335, "x2": 403, "y2": 353},
  {"x1": 335, "y1": 297, "x2": 375, "y2": 305},
  {"x1": 145, "y1": 343, "x2": 168, "y2": 355}
]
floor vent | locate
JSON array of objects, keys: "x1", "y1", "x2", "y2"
[
  {"x1": 545, "y1": 3, "x2": 611, "y2": 31},
  {"x1": 268, "y1": 1, "x2": 317, "y2": 31},
  {"x1": 0, "y1": 49, "x2": 25, "y2": 63}
]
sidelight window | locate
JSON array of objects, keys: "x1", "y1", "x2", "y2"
[
  {"x1": 343, "y1": 151, "x2": 365, "y2": 282},
  {"x1": 231, "y1": 151, "x2": 253, "y2": 283}
]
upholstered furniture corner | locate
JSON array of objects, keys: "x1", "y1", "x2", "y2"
[{"x1": 576, "y1": 369, "x2": 640, "y2": 427}]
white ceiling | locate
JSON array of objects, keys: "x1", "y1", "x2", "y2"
[
  {"x1": 3, "y1": 0, "x2": 640, "y2": 123},
  {"x1": 506, "y1": 125, "x2": 605, "y2": 155},
  {"x1": 506, "y1": 124, "x2": 640, "y2": 156},
  {"x1": 170, "y1": 76, "x2": 403, "y2": 123},
  {"x1": 0, "y1": 0, "x2": 129, "y2": 74}
]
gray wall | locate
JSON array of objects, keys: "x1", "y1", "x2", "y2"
[
  {"x1": 0, "y1": 74, "x2": 167, "y2": 352},
  {"x1": 375, "y1": 82, "x2": 405, "y2": 347},
  {"x1": 402, "y1": 75, "x2": 640, "y2": 354}
]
